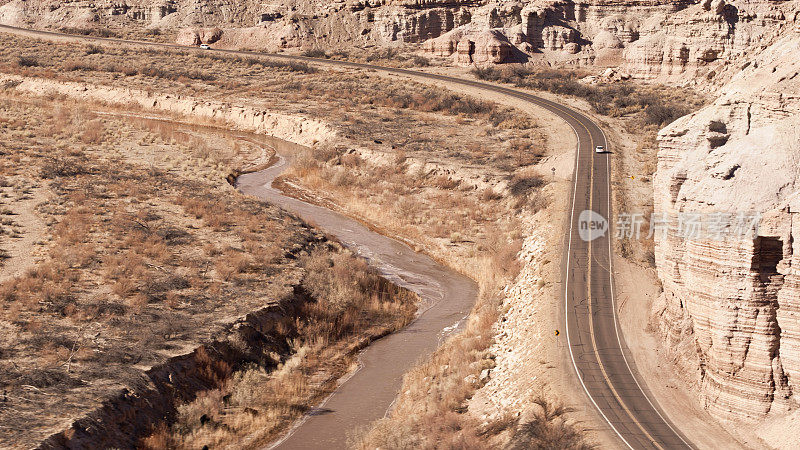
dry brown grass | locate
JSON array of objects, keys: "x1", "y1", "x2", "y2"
[
  {"x1": 0, "y1": 32, "x2": 579, "y2": 448},
  {"x1": 140, "y1": 248, "x2": 417, "y2": 449},
  {"x1": 473, "y1": 66, "x2": 706, "y2": 130},
  {"x1": 0, "y1": 33, "x2": 543, "y2": 173},
  {"x1": 280, "y1": 115, "x2": 554, "y2": 449},
  {"x1": 0, "y1": 92, "x2": 414, "y2": 449},
  {"x1": 506, "y1": 397, "x2": 593, "y2": 450},
  {"x1": 281, "y1": 140, "x2": 542, "y2": 275}
]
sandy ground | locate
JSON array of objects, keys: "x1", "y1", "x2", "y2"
[{"x1": 0, "y1": 183, "x2": 47, "y2": 283}]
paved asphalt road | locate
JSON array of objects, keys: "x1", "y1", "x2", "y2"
[{"x1": 0, "y1": 24, "x2": 694, "y2": 449}]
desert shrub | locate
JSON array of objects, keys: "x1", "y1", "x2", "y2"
[
  {"x1": 16, "y1": 56, "x2": 38, "y2": 67},
  {"x1": 507, "y1": 397, "x2": 592, "y2": 450},
  {"x1": 302, "y1": 48, "x2": 329, "y2": 59},
  {"x1": 65, "y1": 61, "x2": 98, "y2": 72},
  {"x1": 137, "y1": 66, "x2": 216, "y2": 81},
  {"x1": 292, "y1": 149, "x2": 321, "y2": 176},
  {"x1": 324, "y1": 166, "x2": 353, "y2": 187},
  {"x1": 81, "y1": 120, "x2": 105, "y2": 144},
  {"x1": 527, "y1": 191, "x2": 549, "y2": 213},
  {"x1": 480, "y1": 188, "x2": 503, "y2": 202},
  {"x1": 429, "y1": 175, "x2": 460, "y2": 190},
  {"x1": 340, "y1": 152, "x2": 362, "y2": 168},
  {"x1": 60, "y1": 27, "x2": 119, "y2": 38},
  {"x1": 471, "y1": 66, "x2": 703, "y2": 127},
  {"x1": 644, "y1": 103, "x2": 689, "y2": 127},
  {"x1": 509, "y1": 174, "x2": 546, "y2": 198},
  {"x1": 365, "y1": 48, "x2": 402, "y2": 62},
  {"x1": 411, "y1": 55, "x2": 430, "y2": 67},
  {"x1": 84, "y1": 45, "x2": 104, "y2": 55},
  {"x1": 471, "y1": 66, "x2": 502, "y2": 81},
  {"x1": 246, "y1": 57, "x2": 317, "y2": 73},
  {"x1": 273, "y1": 60, "x2": 317, "y2": 73},
  {"x1": 40, "y1": 156, "x2": 90, "y2": 179},
  {"x1": 373, "y1": 87, "x2": 493, "y2": 117}
]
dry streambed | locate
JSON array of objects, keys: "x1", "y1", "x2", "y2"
[
  {"x1": 238, "y1": 139, "x2": 478, "y2": 448},
  {"x1": 0, "y1": 99, "x2": 417, "y2": 449}
]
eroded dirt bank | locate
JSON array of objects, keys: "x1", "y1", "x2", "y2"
[
  {"x1": 39, "y1": 283, "x2": 311, "y2": 448},
  {"x1": 38, "y1": 251, "x2": 418, "y2": 449}
]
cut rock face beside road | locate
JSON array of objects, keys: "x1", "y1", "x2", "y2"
[{"x1": 652, "y1": 28, "x2": 800, "y2": 438}]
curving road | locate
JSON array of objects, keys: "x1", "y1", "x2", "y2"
[{"x1": 0, "y1": 24, "x2": 693, "y2": 449}]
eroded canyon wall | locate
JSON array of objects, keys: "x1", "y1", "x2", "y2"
[
  {"x1": 651, "y1": 27, "x2": 800, "y2": 422},
  {"x1": 1, "y1": 0, "x2": 796, "y2": 71}
]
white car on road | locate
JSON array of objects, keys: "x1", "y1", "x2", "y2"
[
  {"x1": 199, "y1": 44, "x2": 211, "y2": 50},
  {"x1": 595, "y1": 145, "x2": 605, "y2": 153}
]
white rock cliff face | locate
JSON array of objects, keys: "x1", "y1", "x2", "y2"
[
  {"x1": 622, "y1": 0, "x2": 795, "y2": 84},
  {"x1": 652, "y1": 28, "x2": 800, "y2": 422},
  {"x1": 3, "y1": 0, "x2": 794, "y2": 72}
]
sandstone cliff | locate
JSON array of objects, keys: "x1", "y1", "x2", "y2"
[
  {"x1": 2, "y1": 0, "x2": 795, "y2": 72},
  {"x1": 623, "y1": 0, "x2": 796, "y2": 84},
  {"x1": 651, "y1": 25, "x2": 800, "y2": 432}
]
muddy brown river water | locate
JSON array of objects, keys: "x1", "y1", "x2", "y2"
[{"x1": 236, "y1": 136, "x2": 478, "y2": 449}]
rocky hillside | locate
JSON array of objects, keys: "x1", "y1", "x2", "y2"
[
  {"x1": 651, "y1": 20, "x2": 800, "y2": 439},
  {"x1": 0, "y1": 0, "x2": 795, "y2": 73}
]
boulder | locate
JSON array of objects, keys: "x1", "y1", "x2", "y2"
[
  {"x1": 175, "y1": 27, "x2": 223, "y2": 46},
  {"x1": 470, "y1": 30, "x2": 511, "y2": 63},
  {"x1": 563, "y1": 42, "x2": 580, "y2": 54},
  {"x1": 175, "y1": 28, "x2": 201, "y2": 46},
  {"x1": 594, "y1": 30, "x2": 623, "y2": 49}
]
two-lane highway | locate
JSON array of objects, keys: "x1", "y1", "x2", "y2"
[
  {"x1": 0, "y1": 24, "x2": 692, "y2": 448},
  {"x1": 559, "y1": 104, "x2": 692, "y2": 450}
]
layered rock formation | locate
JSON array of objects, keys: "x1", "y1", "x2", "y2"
[
  {"x1": 3, "y1": 0, "x2": 787, "y2": 71},
  {"x1": 424, "y1": 27, "x2": 512, "y2": 63},
  {"x1": 622, "y1": 0, "x2": 795, "y2": 84},
  {"x1": 652, "y1": 27, "x2": 800, "y2": 422}
]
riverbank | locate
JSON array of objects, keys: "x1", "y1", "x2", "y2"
[
  {"x1": 0, "y1": 31, "x2": 593, "y2": 448},
  {"x1": 0, "y1": 92, "x2": 415, "y2": 448}
]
